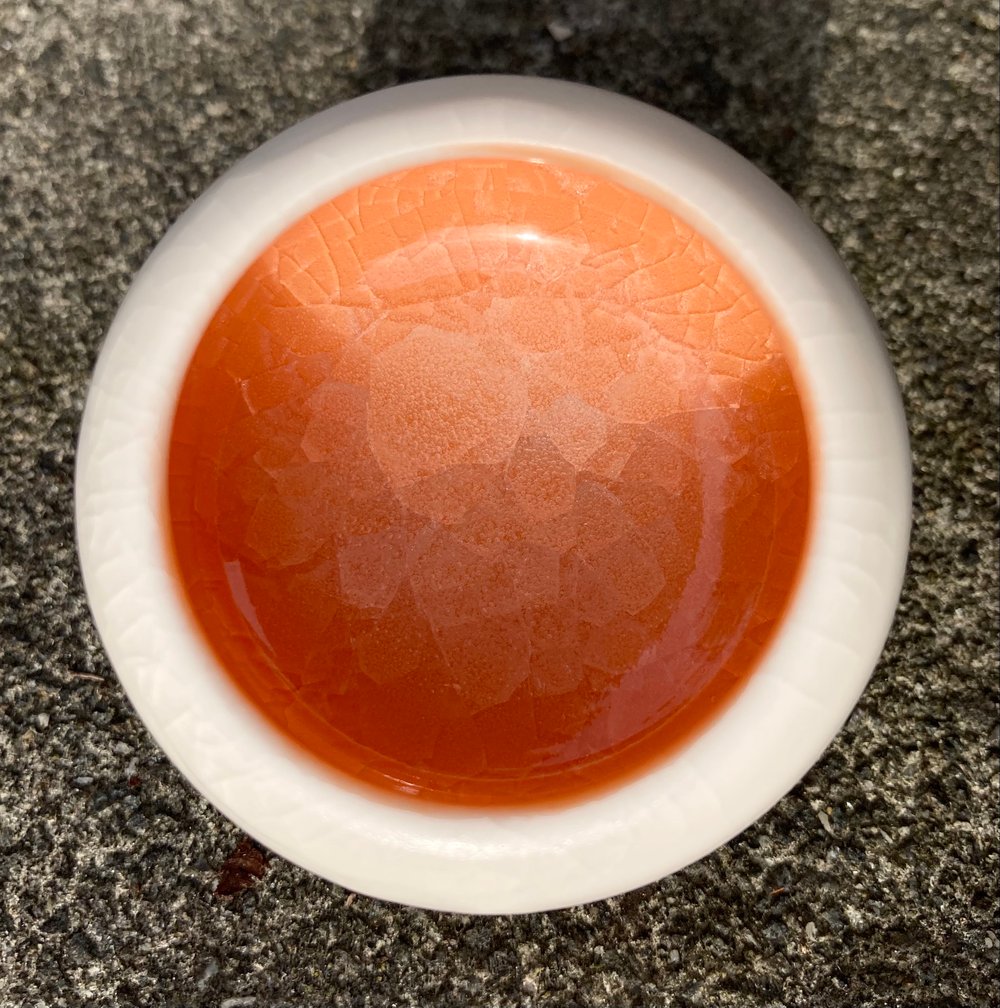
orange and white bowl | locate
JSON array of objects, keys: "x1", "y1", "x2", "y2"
[{"x1": 76, "y1": 76, "x2": 910, "y2": 913}]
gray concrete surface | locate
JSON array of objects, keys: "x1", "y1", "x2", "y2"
[{"x1": 1, "y1": 1, "x2": 997, "y2": 1005}]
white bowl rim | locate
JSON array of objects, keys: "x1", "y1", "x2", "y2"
[{"x1": 75, "y1": 75, "x2": 911, "y2": 914}]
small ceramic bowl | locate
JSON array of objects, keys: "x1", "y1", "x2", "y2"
[{"x1": 76, "y1": 76, "x2": 910, "y2": 913}]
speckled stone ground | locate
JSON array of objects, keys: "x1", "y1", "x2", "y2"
[{"x1": 1, "y1": 1, "x2": 997, "y2": 1005}]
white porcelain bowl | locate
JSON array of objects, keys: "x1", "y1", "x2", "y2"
[{"x1": 75, "y1": 76, "x2": 910, "y2": 914}]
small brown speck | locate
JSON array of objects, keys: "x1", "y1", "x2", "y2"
[
  {"x1": 215, "y1": 837, "x2": 269, "y2": 897},
  {"x1": 127, "y1": 775, "x2": 142, "y2": 788}
]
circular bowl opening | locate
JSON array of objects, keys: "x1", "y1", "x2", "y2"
[
  {"x1": 167, "y1": 154, "x2": 814, "y2": 809},
  {"x1": 76, "y1": 76, "x2": 910, "y2": 913}
]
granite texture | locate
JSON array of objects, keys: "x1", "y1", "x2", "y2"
[{"x1": 0, "y1": 0, "x2": 997, "y2": 1005}]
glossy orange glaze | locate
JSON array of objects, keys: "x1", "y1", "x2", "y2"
[{"x1": 167, "y1": 157, "x2": 811, "y2": 807}]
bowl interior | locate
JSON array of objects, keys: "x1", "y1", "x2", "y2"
[{"x1": 165, "y1": 153, "x2": 813, "y2": 810}]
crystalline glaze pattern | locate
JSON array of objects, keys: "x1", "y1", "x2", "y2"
[{"x1": 167, "y1": 157, "x2": 811, "y2": 806}]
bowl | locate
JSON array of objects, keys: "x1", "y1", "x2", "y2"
[{"x1": 75, "y1": 76, "x2": 910, "y2": 913}]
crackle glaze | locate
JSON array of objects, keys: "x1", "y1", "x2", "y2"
[
  {"x1": 167, "y1": 157, "x2": 811, "y2": 806},
  {"x1": 76, "y1": 77, "x2": 910, "y2": 913}
]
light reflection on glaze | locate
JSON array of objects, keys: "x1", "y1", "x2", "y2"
[{"x1": 167, "y1": 158, "x2": 811, "y2": 807}]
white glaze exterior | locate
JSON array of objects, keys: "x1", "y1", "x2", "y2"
[{"x1": 75, "y1": 76, "x2": 911, "y2": 913}]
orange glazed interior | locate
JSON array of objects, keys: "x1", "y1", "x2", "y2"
[{"x1": 167, "y1": 157, "x2": 812, "y2": 807}]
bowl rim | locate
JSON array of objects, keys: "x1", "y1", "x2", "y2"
[{"x1": 75, "y1": 74, "x2": 911, "y2": 914}]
